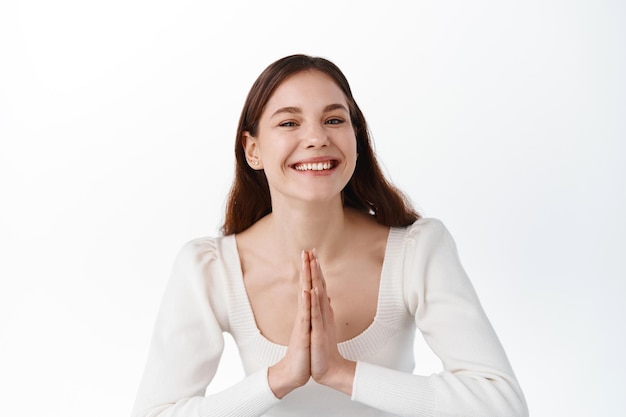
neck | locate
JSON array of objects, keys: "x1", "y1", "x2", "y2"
[{"x1": 265, "y1": 196, "x2": 349, "y2": 261}]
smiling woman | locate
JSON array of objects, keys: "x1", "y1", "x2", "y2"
[
  {"x1": 242, "y1": 70, "x2": 359, "y2": 211},
  {"x1": 223, "y1": 55, "x2": 419, "y2": 235},
  {"x1": 131, "y1": 55, "x2": 529, "y2": 417}
]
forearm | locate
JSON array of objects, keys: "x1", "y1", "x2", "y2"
[
  {"x1": 133, "y1": 368, "x2": 280, "y2": 417},
  {"x1": 351, "y1": 361, "x2": 528, "y2": 417}
]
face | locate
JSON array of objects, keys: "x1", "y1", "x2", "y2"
[{"x1": 243, "y1": 70, "x2": 357, "y2": 206}]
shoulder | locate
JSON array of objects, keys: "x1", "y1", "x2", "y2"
[
  {"x1": 170, "y1": 234, "x2": 238, "y2": 282},
  {"x1": 396, "y1": 218, "x2": 461, "y2": 273},
  {"x1": 168, "y1": 235, "x2": 235, "y2": 328},
  {"x1": 399, "y1": 218, "x2": 469, "y2": 313},
  {"x1": 175, "y1": 236, "x2": 221, "y2": 265},
  {"x1": 401, "y1": 217, "x2": 450, "y2": 245}
]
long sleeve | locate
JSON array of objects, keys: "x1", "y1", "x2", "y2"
[
  {"x1": 351, "y1": 219, "x2": 528, "y2": 417},
  {"x1": 131, "y1": 238, "x2": 280, "y2": 417}
]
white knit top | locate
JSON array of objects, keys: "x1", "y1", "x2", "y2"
[{"x1": 132, "y1": 218, "x2": 528, "y2": 417}]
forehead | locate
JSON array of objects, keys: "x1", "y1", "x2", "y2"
[{"x1": 263, "y1": 70, "x2": 349, "y2": 116}]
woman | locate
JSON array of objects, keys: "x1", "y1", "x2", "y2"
[{"x1": 132, "y1": 54, "x2": 528, "y2": 417}]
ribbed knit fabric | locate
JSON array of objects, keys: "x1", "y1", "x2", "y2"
[
  {"x1": 131, "y1": 218, "x2": 528, "y2": 417},
  {"x1": 353, "y1": 362, "x2": 435, "y2": 417}
]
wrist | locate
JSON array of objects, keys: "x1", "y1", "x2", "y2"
[
  {"x1": 317, "y1": 359, "x2": 356, "y2": 395},
  {"x1": 268, "y1": 362, "x2": 308, "y2": 399}
]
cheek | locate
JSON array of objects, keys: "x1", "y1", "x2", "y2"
[{"x1": 346, "y1": 134, "x2": 358, "y2": 156}]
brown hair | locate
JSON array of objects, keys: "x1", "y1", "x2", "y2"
[{"x1": 221, "y1": 54, "x2": 419, "y2": 235}]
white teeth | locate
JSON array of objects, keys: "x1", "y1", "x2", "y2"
[{"x1": 294, "y1": 161, "x2": 333, "y2": 171}]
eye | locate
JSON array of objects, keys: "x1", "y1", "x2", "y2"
[
  {"x1": 279, "y1": 121, "x2": 298, "y2": 127},
  {"x1": 325, "y1": 118, "x2": 344, "y2": 125}
]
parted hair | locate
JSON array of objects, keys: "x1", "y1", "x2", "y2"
[{"x1": 221, "y1": 54, "x2": 419, "y2": 235}]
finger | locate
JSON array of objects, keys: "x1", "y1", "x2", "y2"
[
  {"x1": 310, "y1": 256, "x2": 331, "y2": 328},
  {"x1": 291, "y1": 250, "x2": 311, "y2": 339},
  {"x1": 310, "y1": 286, "x2": 323, "y2": 332},
  {"x1": 311, "y1": 248, "x2": 326, "y2": 289},
  {"x1": 302, "y1": 251, "x2": 312, "y2": 319},
  {"x1": 301, "y1": 250, "x2": 312, "y2": 292},
  {"x1": 327, "y1": 296, "x2": 335, "y2": 321},
  {"x1": 310, "y1": 253, "x2": 325, "y2": 296},
  {"x1": 290, "y1": 291, "x2": 311, "y2": 350},
  {"x1": 310, "y1": 256, "x2": 320, "y2": 295},
  {"x1": 302, "y1": 288, "x2": 311, "y2": 332}
]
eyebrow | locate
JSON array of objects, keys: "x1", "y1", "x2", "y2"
[{"x1": 270, "y1": 103, "x2": 349, "y2": 118}]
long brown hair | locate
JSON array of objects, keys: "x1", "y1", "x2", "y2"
[{"x1": 222, "y1": 54, "x2": 419, "y2": 235}]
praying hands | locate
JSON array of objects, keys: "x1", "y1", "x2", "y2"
[{"x1": 267, "y1": 250, "x2": 356, "y2": 399}]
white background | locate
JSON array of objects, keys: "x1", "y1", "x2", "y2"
[{"x1": 1, "y1": 1, "x2": 624, "y2": 416}]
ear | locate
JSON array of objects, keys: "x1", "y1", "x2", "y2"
[{"x1": 242, "y1": 131, "x2": 263, "y2": 170}]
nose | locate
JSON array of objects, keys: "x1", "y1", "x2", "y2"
[{"x1": 302, "y1": 122, "x2": 329, "y2": 148}]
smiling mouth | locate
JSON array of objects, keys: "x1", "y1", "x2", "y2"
[{"x1": 292, "y1": 160, "x2": 337, "y2": 171}]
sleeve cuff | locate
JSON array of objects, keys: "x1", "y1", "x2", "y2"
[
  {"x1": 199, "y1": 367, "x2": 280, "y2": 417},
  {"x1": 352, "y1": 361, "x2": 435, "y2": 417}
]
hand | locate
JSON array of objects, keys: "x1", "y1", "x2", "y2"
[
  {"x1": 308, "y1": 250, "x2": 356, "y2": 395},
  {"x1": 268, "y1": 251, "x2": 313, "y2": 398}
]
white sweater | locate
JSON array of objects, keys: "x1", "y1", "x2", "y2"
[{"x1": 132, "y1": 218, "x2": 528, "y2": 417}]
